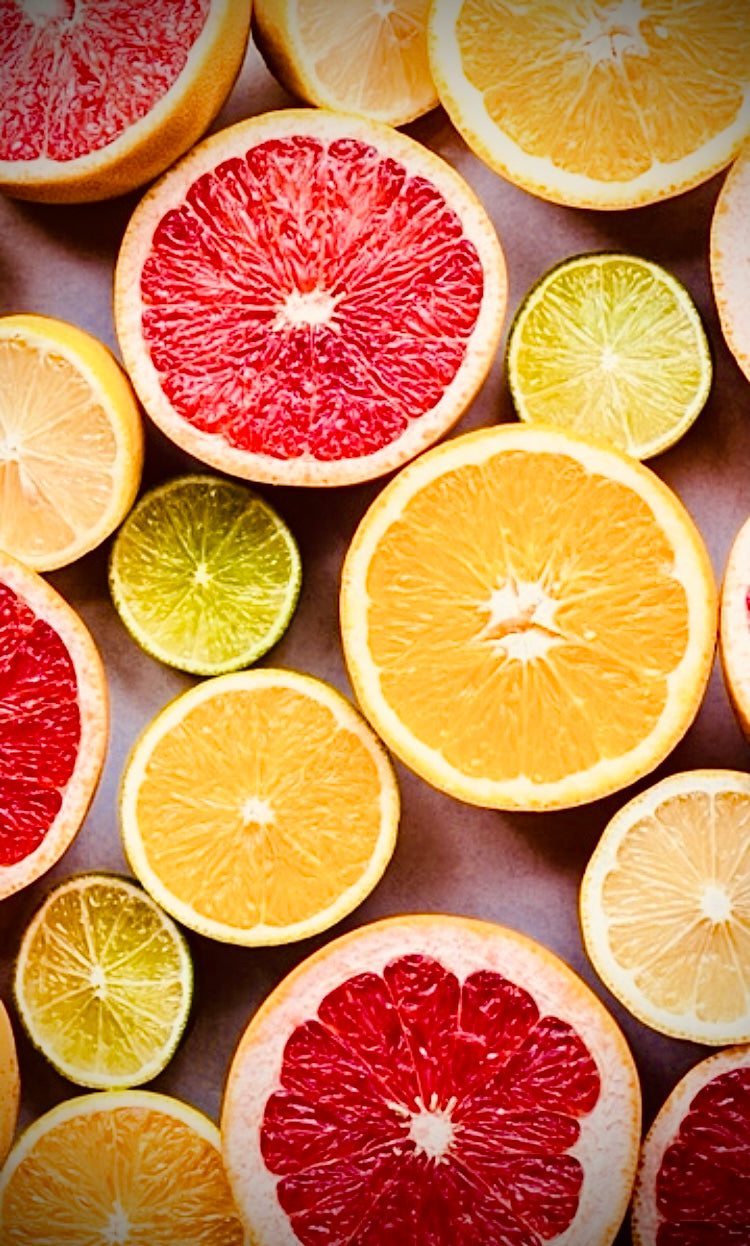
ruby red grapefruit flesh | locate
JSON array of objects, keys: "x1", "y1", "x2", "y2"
[
  {"x1": 0, "y1": 0, "x2": 209, "y2": 161},
  {"x1": 259, "y1": 953, "x2": 601, "y2": 1245},
  {"x1": 0, "y1": 582, "x2": 81, "y2": 868},
  {"x1": 654, "y1": 1066, "x2": 750, "y2": 1244},
  {"x1": 140, "y1": 136, "x2": 486, "y2": 463}
]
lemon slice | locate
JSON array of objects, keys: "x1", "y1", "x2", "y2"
[
  {"x1": 13, "y1": 873, "x2": 193, "y2": 1089},
  {"x1": 0, "y1": 1002, "x2": 19, "y2": 1166},
  {"x1": 506, "y1": 253, "x2": 712, "y2": 459}
]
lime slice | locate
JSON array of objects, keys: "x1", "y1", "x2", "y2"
[
  {"x1": 506, "y1": 252, "x2": 712, "y2": 459},
  {"x1": 109, "y1": 474, "x2": 302, "y2": 675},
  {"x1": 13, "y1": 873, "x2": 193, "y2": 1089}
]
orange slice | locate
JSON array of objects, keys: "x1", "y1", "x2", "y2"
[
  {"x1": 0, "y1": 1001, "x2": 19, "y2": 1166},
  {"x1": 222, "y1": 914, "x2": 641, "y2": 1246},
  {"x1": 428, "y1": 1, "x2": 750, "y2": 209},
  {"x1": 711, "y1": 142, "x2": 750, "y2": 384},
  {"x1": 719, "y1": 513, "x2": 750, "y2": 739},
  {"x1": 119, "y1": 668, "x2": 400, "y2": 944},
  {"x1": 340, "y1": 424, "x2": 716, "y2": 811}
]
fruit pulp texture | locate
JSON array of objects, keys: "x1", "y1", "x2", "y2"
[
  {"x1": 261, "y1": 953, "x2": 601, "y2": 1244},
  {"x1": 656, "y1": 1066, "x2": 750, "y2": 1241},
  {"x1": 141, "y1": 136, "x2": 485, "y2": 460},
  {"x1": 0, "y1": 0, "x2": 209, "y2": 161},
  {"x1": 0, "y1": 583, "x2": 80, "y2": 866}
]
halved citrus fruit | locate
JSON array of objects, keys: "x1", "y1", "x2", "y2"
[
  {"x1": 711, "y1": 141, "x2": 750, "y2": 384},
  {"x1": 720, "y1": 514, "x2": 750, "y2": 738},
  {"x1": 252, "y1": 0, "x2": 438, "y2": 125},
  {"x1": 0, "y1": 1089, "x2": 245, "y2": 1244},
  {"x1": 114, "y1": 109, "x2": 507, "y2": 486},
  {"x1": 428, "y1": 0, "x2": 750, "y2": 209},
  {"x1": 0, "y1": 314, "x2": 144, "y2": 572},
  {"x1": 120, "y1": 668, "x2": 400, "y2": 944},
  {"x1": 0, "y1": 552, "x2": 107, "y2": 901},
  {"x1": 0, "y1": 1001, "x2": 19, "y2": 1166},
  {"x1": 581, "y1": 769, "x2": 750, "y2": 1045},
  {"x1": 632, "y1": 1046, "x2": 750, "y2": 1245},
  {"x1": 506, "y1": 253, "x2": 712, "y2": 459},
  {"x1": 0, "y1": 0, "x2": 252, "y2": 203},
  {"x1": 340, "y1": 423, "x2": 716, "y2": 811},
  {"x1": 222, "y1": 913, "x2": 641, "y2": 1246}
]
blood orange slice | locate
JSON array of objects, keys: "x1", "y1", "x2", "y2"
[
  {"x1": 222, "y1": 914, "x2": 641, "y2": 1246},
  {"x1": 0, "y1": 0, "x2": 252, "y2": 204},
  {"x1": 631, "y1": 1046, "x2": 750, "y2": 1245},
  {"x1": 0, "y1": 552, "x2": 107, "y2": 901},
  {"x1": 114, "y1": 109, "x2": 507, "y2": 486}
]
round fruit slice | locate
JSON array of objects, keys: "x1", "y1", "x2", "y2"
[
  {"x1": 631, "y1": 1046, "x2": 750, "y2": 1245},
  {"x1": 340, "y1": 423, "x2": 716, "y2": 811},
  {"x1": 0, "y1": 314, "x2": 144, "y2": 572},
  {"x1": 114, "y1": 108, "x2": 507, "y2": 487},
  {"x1": 0, "y1": 0, "x2": 252, "y2": 203},
  {"x1": 0, "y1": 1001, "x2": 19, "y2": 1166},
  {"x1": 0, "y1": 1089, "x2": 245, "y2": 1244},
  {"x1": 720, "y1": 514, "x2": 750, "y2": 738},
  {"x1": 711, "y1": 142, "x2": 750, "y2": 385},
  {"x1": 109, "y1": 474, "x2": 302, "y2": 675},
  {"x1": 252, "y1": 0, "x2": 438, "y2": 125},
  {"x1": 222, "y1": 914, "x2": 641, "y2": 1246},
  {"x1": 120, "y1": 669, "x2": 400, "y2": 945},
  {"x1": 506, "y1": 253, "x2": 712, "y2": 460},
  {"x1": 13, "y1": 873, "x2": 193, "y2": 1089},
  {"x1": 0, "y1": 552, "x2": 107, "y2": 901},
  {"x1": 580, "y1": 769, "x2": 750, "y2": 1045},
  {"x1": 428, "y1": 1, "x2": 750, "y2": 209}
]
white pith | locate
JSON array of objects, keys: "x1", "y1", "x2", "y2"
[{"x1": 711, "y1": 146, "x2": 750, "y2": 384}]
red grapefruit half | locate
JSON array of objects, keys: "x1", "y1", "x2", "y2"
[
  {"x1": 632, "y1": 1046, "x2": 750, "y2": 1245},
  {"x1": 114, "y1": 109, "x2": 507, "y2": 487},
  {"x1": 0, "y1": 0, "x2": 252, "y2": 203},
  {"x1": 0, "y1": 553, "x2": 107, "y2": 900},
  {"x1": 222, "y1": 914, "x2": 641, "y2": 1245}
]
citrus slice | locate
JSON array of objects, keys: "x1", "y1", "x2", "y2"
[
  {"x1": 109, "y1": 474, "x2": 302, "y2": 676},
  {"x1": 720, "y1": 514, "x2": 750, "y2": 738},
  {"x1": 580, "y1": 769, "x2": 750, "y2": 1045},
  {"x1": 114, "y1": 108, "x2": 507, "y2": 487},
  {"x1": 0, "y1": 0, "x2": 252, "y2": 203},
  {"x1": 0, "y1": 1089, "x2": 245, "y2": 1244},
  {"x1": 340, "y1": 423, "x2": 716, "y2": 811},
  {"x1": 13, "y1": 873, "x2": 193, "y2": 1089},
  {"x1": 0, "y1": 1001, "x2": 20, "y2": 1166},
  {"x1": 0, "y1": 552, "x2": 107, "y2": 901},
  {"x1": 506, "y1": 253, "x2": 712, "y2": 459},
  {"x1": 222, "y1": 913, "x2": 641, "y2": 1246},
  {"x1": 428, "y1": 1, "x2": 750, "y2": 209},
  {"x1": 711, "y1": 142, "x2": 750, "y2": 384},
  {"x1": 0, "y1": 314, "x2": 144, "y2": 572},
  {"x1": 252, "y1": 0, "x2": 438, "y2": 125},
  {"x1": 631, "y1": 1046, "x2": 750, "y2": 1245},
  {"x1": 119, "y1": 668, "x2": 400, "y2": 945}
]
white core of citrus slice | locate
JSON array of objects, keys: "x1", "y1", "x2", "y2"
[
  {"x1": 711, "y1": 144, "x2": 750, "y2": 385},
  {"x1": 719, "y1": 513, "x2": 750, "y2": 738}
]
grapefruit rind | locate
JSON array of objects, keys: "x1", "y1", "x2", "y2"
[
  {"x1": 114, "y1": 108, "x2": 507, "y2": 487},
  {"x1": 711, "y1": 145, "x2": 750, "y2": 384},
  {"x1": 221, "y1": 913, "x2": 641, "y2": 1246},
  {"x1": 0, "y1": 1001, "x2": 19, "y2": 1166},
  {"x1": 719, "y1": 513, "x2": 750, "y2": 739}
]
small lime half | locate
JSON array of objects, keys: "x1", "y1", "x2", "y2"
[
  {"x1": 109, "y1": 474, "x2": 302, "y2": 675},
  {"x1": 13, "y1": 873, "x2": 193, "y2": 1089},
  {"x1": 506, "y1": 252, "x2": 712, "y2": 459}
]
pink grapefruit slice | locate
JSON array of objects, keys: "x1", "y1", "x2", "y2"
[
  {"x1": 711, "y1": 143, "x2": 750, "y2": 385},
  {"x1": 0, "y1": 0, "x2": 252, "y2": 203},
  {"x1": 114, "y1": 109, "x2": 507, "y2": 487},
  {"x1": 719, "y1": 513, "x2": 750, "y2": 739},
  {"x1": 222, "y1": 914, "x2": 641, "y2": 1246},
  {"x1": 0, "y1": 552, "x2": 107, "y2": 900}
]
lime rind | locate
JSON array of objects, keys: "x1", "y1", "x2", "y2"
[{"x1": 109, "y1": 474, "x2": 302, "y2": 676}]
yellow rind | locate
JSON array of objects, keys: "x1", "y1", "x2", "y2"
[{"x1": 0, "y1": 1001, "x2": 19, "y2": 1166}]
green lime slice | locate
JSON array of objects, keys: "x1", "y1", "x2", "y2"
[
  {"x1": 109, "y1": 474, "x2": 302, "y2": 675},
  {"x1": 13, "y1": 873, "x2": 193, "y2": 1089},
  {"x1": 506, "y1": 252, "x2": 712, "y2": 459}
]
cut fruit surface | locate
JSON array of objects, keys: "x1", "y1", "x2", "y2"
[
  {"x1": 0, "y1": 552, "x2": 107, "y2": 900},
  {"x1": 632, "y1": 1046, "x2": 750, "y2": 1245},
  {"x1": 711, "y1": 142, "x2": 750, "y2": 385},
  {"x1": 340, "y1": 424, "x2": 716, "y2": 811},
  {"x1": 0, "y1": 314, "x2": 143, "y2": 571},
  {"x1": 0, "y1": 0, "x2": 252, "y2": 203},
  {"x1": 222, "y1": 914, "x2": 640, "y2": 1246},
  {"x1": 253, "y1": 0, "x2": 438, "y2": 125},
  {"x1": 581, "y1": 770, "x2": 750, "y2": 1045},
  {"x1": 720, "y1": 514, "x2": 750, "y2": 738},
  {"x1": 506, "y1": 253, "x2": 712, "y2": 459},
  {"x1": 114, "y1": 109, "x2": 507, "y2": 486},
  {"x1": 120, "y1": 669, "x2": 400, "y2": 944},
  {"x1": 428, "y1": 0, "x2": 750, "y2": 209},
  {"x1": 14, "y1": 873, "x2": 193, "y2": 1089},
  {"x1": 109, "y1": 474, "x2": 301, "y2": 675},
  {"x1": 0, "y1": 1000, "x2": 19, "y2": 1166},
  {"x1": 0, "y1": 1089, "x2": 245, "y2": 1244}
]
